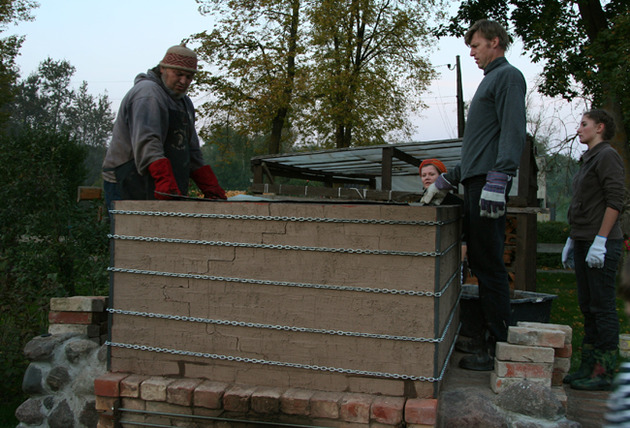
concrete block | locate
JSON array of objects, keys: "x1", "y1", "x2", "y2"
[
  {"x1": 50, "y1": 296, "x2": 107, "y2": 312},
  {"x1": 508, "y1": 326, "x2": 565, "y2": 349},
  {"x1": 495, "y1": 360, "x2": 553, "y2": 379},
  {"x1": 490, "y1": 373, "x2": 551, "y2": 393},
  {"x1": 495, "y1": 342, "x2": 555, "y2": 363},
  {"x1": 517, "y1": 322, "x2": 572, "y2": 344}
]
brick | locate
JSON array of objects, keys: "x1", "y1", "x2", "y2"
[
  {"x1": 495, "y1": 360, "x2": 553, "y2": 378},
  {"x1": 405, "y1": 398, "x2": 437, "y2": 425},
  {"x1": 95, "y1": 396, "x2": 118, "y2": 412},
  {"x1": 495, "y1": 342, "x2": 555, "y2": 363},
  {"x1": 48, "y1": 311, "x2": 106, "y2": 325},
  {"x1": 121, "y1": 397, "x2": 145, "y2": 411},
  {"x1": 490, "y1": 372, "x2": 551, "y2": 393},
  {"x1": 251, "y1": 387, "x2": 282, "y2": 414},
  {"x1": 97, "y1": 414, "x2": 115, "y2": 428},
  {"x1": 223, "y1": 385, "x2": 255, "y2": 413},
  {"x1": 50, "y1": 296, "x2": 107, "y2": 312},
  {"x1": 94, "y1": 372, "x2": 129, "y2": 397},
  {"x1": 340, "y1": 393, "x2": 373, "y2": 423},
  {"x1": 281, "y1": 388, "x2": 314, "y2": 415},
  {"x1": 508, "y1": 326, "x2": 565, "y2": 349},
  {"x1": 140, "y1": 376, "x2": 173, "y2": 402},
  {"x1": 48, "y1": 323, "x2": 101, "y2": 337},
  {"x1": 194, "y1": 380, "x2": 228, "y2": 409},
  {"x1": 167, "y1": 378, "x2": 203, "y2": 406},
  {"x1": 370, "y1": 396, "x2": 405, "y2": 425},
  {"x1": 554, "y1": 357, "x2": 571, "y2": 373},
  {"x1": 551, "y1": 370, "x2": 565, "y2": 386},
  {"x1": 146, "y1": 400, "x2": 193, "y2": 415},
  {"x1": 517, "y1": 322, "x2": 572, "y2": 344},
  {"x1": 310, "y1": 391, "x2": 343, "y2": 419},
  {"x1": 120, "y1": 374, "x2": 150, "y2": 398},
  {"x1": 555, "y1": 344, "x2": 573, "y2": 358}
]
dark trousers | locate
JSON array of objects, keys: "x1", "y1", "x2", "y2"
[
  {"x1": 574, "y1": 238, "x2": 622, "y2": 351},
  {"x1": 463, "y1": 175, "x2": 511, "y2": 344}
]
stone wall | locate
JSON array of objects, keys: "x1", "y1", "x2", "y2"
[{"x1": 16, "y1": 297, "x2": 109, "y2": 428}]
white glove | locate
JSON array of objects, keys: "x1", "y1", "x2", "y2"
[
  {"x1": 420, "y1": 174, "x2": 454, "y2": 205},
  {"x1": 561, "y1": 237, "x2": 574, "y2": 269},
  {"x1": 586, "y1": 235, "x2": 607, "y2": 268}
]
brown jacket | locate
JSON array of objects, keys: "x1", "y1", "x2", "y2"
[{"x1": 568, "y1": 142, "x2": 625, "y2": 240}]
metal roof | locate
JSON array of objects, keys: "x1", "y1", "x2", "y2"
[{"x1": 251, "y1": 138, "x2": 463, "y2": 178}]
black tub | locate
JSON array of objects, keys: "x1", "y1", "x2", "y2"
[{"x1": 459, "y1": 284, "x2": 558, "y2": 338}]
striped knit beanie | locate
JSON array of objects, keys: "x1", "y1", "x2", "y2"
[{"x1": 159, "y1": 43, "x2": 197, "y2": 73}]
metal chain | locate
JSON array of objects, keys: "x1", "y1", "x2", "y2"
[
  {"x1": 107, "y1": 302, "x2": 456, "y2": 343},
  {"x1": 108, "y1": 234, "x2": 442, "y2": 257},
  {"x1": 109, "y1": 209, "x2": 452, "y2": 226},
  {"x1": 106, "y1": 341, "x2": 437, "y2": 382},
  {"x1": 107, "y1": 266, "x2": 457, "y2": 298},
  {"x1": 105, "y1": 291, "x2": 462, "y2": 383}
]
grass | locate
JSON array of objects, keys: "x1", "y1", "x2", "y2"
[{"x1": 536, "y1": 269, "x2": 630, "y2": 370}]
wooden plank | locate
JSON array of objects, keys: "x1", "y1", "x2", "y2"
[{"x1": 77, "y1": 186, "x2": 103, "y2": 202}]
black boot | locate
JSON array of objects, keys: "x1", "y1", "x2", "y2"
[
  {"x1": 563, "y1": 344, "x2": 595, "y2": 384},
  {"x1": 455, "y1": 335, "x2": 484, "y2": 354},
  {"x1": 459, "y1": 336, "x2": 494, "y2": 371}
]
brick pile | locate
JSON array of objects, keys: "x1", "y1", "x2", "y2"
[
  {"x1": 491, "y1": 322, "x2": 572, "y2": 399},
  {"x1": 94, "y1": 372, "x2": 439, "y2": 428},
  {"x1": 48, "y1": 296, "x2": 108, "y2": 345}
]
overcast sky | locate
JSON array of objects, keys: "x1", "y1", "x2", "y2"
[{"x1": 10, "y1": 0, "x2": 576, "y2": 143}]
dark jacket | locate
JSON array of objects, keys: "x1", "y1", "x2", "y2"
[{"x1": 568, "y1": 141, "x2": 625, "y2": 240}]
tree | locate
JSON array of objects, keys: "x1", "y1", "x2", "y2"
[
  {"x1": 192, "y1": 0, "x2": 446, "y2": 152},
  {"x1": 306, "y1": 0, "x2": 444, "y2": 148},
  {"x1": 192, "y1": 0, "x2": 302, "y2": 154},
  {"x1": 438, "y1": 0, "x2": 630, "y2": 185},
  {"x1": 0, "y1": 0, "x2": 38, "y2": 126},
  {"x1": 10, "y1": 58, "x2": 115, "y2": 185}
]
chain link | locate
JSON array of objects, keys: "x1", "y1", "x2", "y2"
[
  {"x1": 106, "y1": 341, "x2": 438, "y2": 382},
  {"x1": 109, "y1": 209, "x2": 452, "y2": 227},
  {"x1": 107, "y1": 303, "x2": 456, "y2": 343},
  {"x1": 108, "y1": 234, "x2": 441, "y2": 257},
  {"x1": 108, "y1": 266, "x2": 457, "y2": 298}
]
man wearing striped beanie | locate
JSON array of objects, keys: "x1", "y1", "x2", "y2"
[{"x1": 102, "y1": 43, "x2": 226, "y2": 208}]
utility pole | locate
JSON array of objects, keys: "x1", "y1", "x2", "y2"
[{"x1": 456, "y1": 55, "x2": 465, "y2": 138}]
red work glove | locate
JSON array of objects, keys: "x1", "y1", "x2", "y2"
[
  {"x1": 147, "y1": 158, "x2": 182, "y2": 200},
  {"x1": 191, "y1": 165, "x2": 227, "y2": 200}
]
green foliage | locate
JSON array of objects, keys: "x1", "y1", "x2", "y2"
[
  {"x1": 200, "y1": 127, "x2": 268, "y2": 190},
  {"x1": 192, "y1": 0, "x2": 446, "y2": 152},
  {"x1": 439, "y1": 0, "x2": 630, "y2": 184},
  {"x1": 536, "y1": 221, "x2": 570, "y2": 269},
  {"x1": 0, "y1": 127, "x2": 109, "y2": 415}
]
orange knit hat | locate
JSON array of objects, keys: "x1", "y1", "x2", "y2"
[{"x1": 419, "y1": 159, "x2": 447, "y2": 175}]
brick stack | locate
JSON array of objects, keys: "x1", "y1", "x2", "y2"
[
  {"x1": 48, "y1": 296, "x2": 108, "y2": 345},
  {"x1": 491, "y1": 322, "x2": 572, "y2": 396},
  {"x1": 94, "y1": 372, "x2": 440, "y2": 428}
]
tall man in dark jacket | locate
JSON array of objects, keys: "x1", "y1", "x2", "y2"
[
  {"x1": 102, "y1": 43, "x2": 226, "y2": 210},
  {"x1": 422, "y1": 20, "x2": 527, "y2": 370}
]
